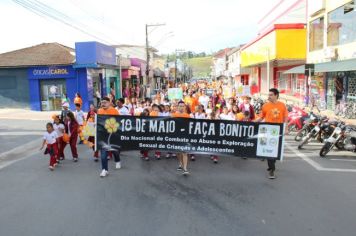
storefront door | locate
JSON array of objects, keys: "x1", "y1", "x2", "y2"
[{"x1": 40, "y1": 79, "x2": 66, "y2": 111}]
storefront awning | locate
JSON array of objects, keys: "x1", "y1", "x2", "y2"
[
  {"x1": 314, "y1": 58, "x2": 356, "y2": 72},
  {"x1": 283, "y1": 65, "x2": 305, "y2": 74}
]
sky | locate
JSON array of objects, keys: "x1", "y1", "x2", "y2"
[{"x1": 0, "y1": 0, "x2": 279, "y2": 54}]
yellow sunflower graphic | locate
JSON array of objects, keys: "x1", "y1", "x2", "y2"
[
  {"x1": 271, "y1": 108, "x2": 280, "y2": 119},
  {"x1": 104, "y1": 118, "x2": 119, "y2": 134}
]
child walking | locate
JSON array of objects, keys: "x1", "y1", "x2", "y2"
[
  {"x1": 53, "y1": 115, "x2": 65, "y2": 162},
  {"x1": 40, "y1": 123, "x2": 59, "y2": 171},
  {"x1": 86, "y1": 104, "x2": 99, "y2": 161},
  {"x1": 63, "y1": 111, "x2": 79, "y2": 162},
  {"x1": 74, "y1": 103, "x2": 85, "y2": 144}
]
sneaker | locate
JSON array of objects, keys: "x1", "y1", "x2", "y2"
[
  {"x1": 165, "y1": 153, "x2": 171, "y2": 159},
  {"x1": 213, "y1": 157, "x2": 218, "y2": 164},
  {"x1": 190, "y1": 155, "x2": 195, "y2": 161},
  {"x1": 268, "y1": 170, "x2": 276, "y2": 179},
  {"x1": 267, "y1": 168, "x2": 272, "y2": 171},
  {"x1": 49, "y1": 166, "x2": 54, "y2": 171},
  {"x1": 115, "y1": 162, "x2": 121, "y2": 169},
  {"x1": 155, "y1": 154, "x2": 161, "y2": 160},
  {"x1": 177, "y1": 166, "x2": 183, "y2": 171},
  {"x1": 59, "y1": 157, "x2": 65, "y2": 161},
  {"x1": 73, "y1": 158, "x2": 78, "y2": 162},
  {"x1": 100, "y1": 169, "x2": 108, "y2": 177},
  {"x1": 182, "y1": 169, "x2": 190, "y2": 175},
  {"x1": 172, "y1": 154, "x2": 177, "y2": 158},
  {"x1": 94, "y1": 158, "x2": 99, "y2": 162},
  {"x1": 144, "y1": 157, "x2": 149, "y2": 161}
]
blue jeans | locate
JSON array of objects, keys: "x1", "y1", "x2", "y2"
[{"x1": 100, "y1": 150, "x2": 120, "y2": 171}]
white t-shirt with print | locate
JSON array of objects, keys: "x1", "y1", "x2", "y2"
[
  {"x1": 191, "y1": 112, "x2": 206, "y2": 119},
  {"x1": 198, "y1": 95, "x2": 210, "y2": 109},
  {"x1": 74, "y1": 110, "x2": 85, "y2": 125},
  {"x1": 160, "y1": 111, "x2": 170, "y2": 117},
  {"x1": 43, "y1": 131, "x2": 58, "y2": 144},
  {"x1": 219, "y1": 113, "x2": 234, "y2": 120},
  {"x1": 117, "y1": 106, "x2": 130, "y2": 115},
  {"x1": 53, "y1": 123, "x2": 65, "y2": 137}
]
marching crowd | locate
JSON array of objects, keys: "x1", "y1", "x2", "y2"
[{"x1": 41, "y1": 83, "x2": 288, "y2": 179}]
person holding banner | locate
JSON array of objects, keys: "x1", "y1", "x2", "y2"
[
  {"x1": 63, "y1": 111, "x2": 79, "y2": 162},
  {"x1": 171, "y1": 101, "x2": 191, "y2": 175},
  {"x1": 97, "y1": 97, "x2": 121, "y2": 178},
  {"x1": 189, "y1": 105, "x2": 207, "y2": 161},
  {"x1": 116, "y1": 98, "x2": 130, "y2": 116},
  {"x1": 255, "y1": 88, "x2": 288, "y2": 179},
  {"x1": 86, "y1": 104, "x2": 98, "y2": 162},
  {"x1": 149, "y1": 105, "x2": 162, "y2": 160}
]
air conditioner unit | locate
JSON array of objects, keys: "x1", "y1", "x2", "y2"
[{"x1": 324, "y1": 47, "x2": 337, "y2": 59}]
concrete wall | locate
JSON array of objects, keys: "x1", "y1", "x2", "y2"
[
  {"x1": 260, "y1": 63, "x2": 274, "y2": 93},
  {"x1": 0, "y1": 68, "x2": 30, "y2": 108}
]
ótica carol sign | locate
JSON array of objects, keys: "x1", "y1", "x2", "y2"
[
  {"x1": 96, "y1": 115, "x2": 285, "y2": 160},
  {"x1": 28, "y1": 66, "x2": 75, "y2": 79}
]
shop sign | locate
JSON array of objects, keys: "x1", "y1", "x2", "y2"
[
  {"x1": 28, "y1": 66, "x2": 75, "y2": 79},
  {"x1": 75, "y1": 42, "x2": 116, "y2": 66}
]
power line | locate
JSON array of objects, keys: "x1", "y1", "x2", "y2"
[
  {"x1": 13, "y1": 0, "x2": 170, "y2": 61},
  {"x1": 13, "y1": 0, "x2": 116, "y2": 45}
]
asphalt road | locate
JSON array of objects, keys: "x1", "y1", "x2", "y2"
[{"x1": 0, "y1": 118, "x2": 356, "y2": 236}]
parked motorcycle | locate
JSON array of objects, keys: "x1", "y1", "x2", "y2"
[
  {"x1": 297, "y1": 116, "x2": 334, "y2": 149},
  {"x1": 253, "y1": 98, "x2": 264, "y2": 115},
  {"x1": 319, "y1": 122, "x2": 355, "y2": 157},
  {"x1": 287, "y1": 107, "x2": 309, "y2": 133},
  {"x1": 294, "y1": 113, "x2": 326, "y2": 141}
]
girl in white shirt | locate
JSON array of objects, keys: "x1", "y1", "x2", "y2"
[
  {"x1": 53, "y1": 115, "x2": 65, "y2": 161},
  {"x1": 189, "y1": 105, "x2": 206, "y2": 161},
  {"x1": 74, "y1": 103, "x2": 85, "y2": 144},
  {"x1": 40, "y1": 123, "x2": 59, "y2": 171}
]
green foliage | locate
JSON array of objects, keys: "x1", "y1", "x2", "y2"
[{"x1": 183, "y1": 56, "x2": 213, "y2": 77}]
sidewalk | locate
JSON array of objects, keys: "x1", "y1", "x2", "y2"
[
  {"x1": 279, "y1": 95, "x2": 356, "y2": 126},
  {"x1": 0, "y1": 109, "x2": 62, "y2": 121}
]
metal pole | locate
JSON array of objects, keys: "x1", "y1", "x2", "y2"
[
  {"x1": 119, "y1": 54, "x2": 122, "y2": 98},
  {"x1": 175, "y1": 51, "x2": 177, "y2": 85},
  {"x1": 145, "y1": 24, "x2": 149, "y2": 85}
]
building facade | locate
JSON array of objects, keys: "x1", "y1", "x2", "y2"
[
  {"x1": 0, "y1": 42, "x2": 121, "y2": 111},
  {"x1": 240, "y1": 0, "x2": 308, "y2": 100},
  {"x1": 306, "y1": 0, "x2": 356, "y2": 110}
]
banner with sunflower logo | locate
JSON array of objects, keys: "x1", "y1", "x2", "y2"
[{"x1": 96, "y1": 115, "x2": 286, "y2": 160}]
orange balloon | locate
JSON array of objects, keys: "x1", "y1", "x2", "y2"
[{"x1": 62, "y1": 133, "x2": 70, "y2": 143}]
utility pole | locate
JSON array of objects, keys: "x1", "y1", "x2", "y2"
[
  {"x1": 145, "y1": 23, "x2": 165, "y2": 87},
  {"x1": 175, "y1": 49, "x2": 185, "y2": 86}
]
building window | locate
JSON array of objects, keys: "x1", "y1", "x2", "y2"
[
  {"x1": 309, "y1": 17, "x2": 324, "y2": 51},
  {"x1": 327, "y1": 1, "x2": 356, "y2": 46}
]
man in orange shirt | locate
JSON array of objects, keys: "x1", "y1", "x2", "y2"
[
  {"x1": 255, "y1": 88, "x2": 288, "y2": 179},
  {"x1": 171, "y1": 101, "x2": 191, "y2": 175},
  {"x1": 97, "y1": 97, "x2": 120, "y2": 177}
]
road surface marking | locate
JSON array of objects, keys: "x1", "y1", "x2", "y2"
[
  {"x1": 0, "y1": 131, "x2": 43, "y2": 136},
  {"x1": 285, "y1": 145, "x2": 356, "y2": 173},
  {"x1": 329, "y1": 159, "x2": 356, "y2": 162},
  {"x1": 0, "y1": 138, "x2": 41, "y2": 170}
]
